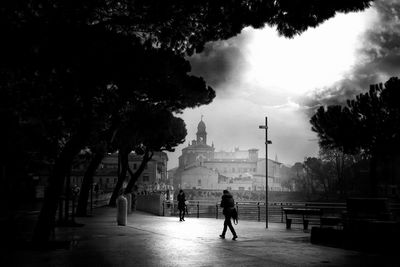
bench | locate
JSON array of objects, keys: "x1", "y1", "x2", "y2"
[
  {"x1": 283, "y1": 208, "x2": 322, "y2": 230},
  {"x1": 305, "y1": 202, "x2": 346, "y2": 229}
]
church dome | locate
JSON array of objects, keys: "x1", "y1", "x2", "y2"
[{"x1": 197, "y1": 119, "x2": 206, "y2": 132}]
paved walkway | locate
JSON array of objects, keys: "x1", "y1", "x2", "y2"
[{"x1": 3, "y1": 207, "x2": 397, "y2": 266}]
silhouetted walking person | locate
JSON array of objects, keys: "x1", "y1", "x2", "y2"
[
  {"x1": 177, "y1": 189, "x2": 186, "y2": 221},
  {"x1": 219, "y1": 190, "x2": 238, "y2": 240}
]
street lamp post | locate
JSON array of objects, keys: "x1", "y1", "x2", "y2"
[{"x1": 259, "y1": 117, "x2": 272, "y2": 229}]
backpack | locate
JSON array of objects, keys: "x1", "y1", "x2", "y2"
[{"x1": 232, "y1": 207, "x2": 238, "y2": 225}]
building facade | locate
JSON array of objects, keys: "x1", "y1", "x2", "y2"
[{"x1": 173, "y1": 118, "x2": 290, "y2": 191}]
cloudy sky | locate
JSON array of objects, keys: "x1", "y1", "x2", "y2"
[{"x1": 167, "y1": 0, "x2": 400, "y2": 169}]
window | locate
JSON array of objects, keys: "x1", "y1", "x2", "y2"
[
  {"x1": 133, "y1": 163, "x2": 137, "y2": 169},
  {"x1": 232, "y1": 167, "x2": 235, "y2": 172},
  {"x1": 143, "y1": 175, "x2": 149, "y2": 182},
  {"x1": 198, "y1": 179, "x2": 202, "y2": 186},
  {"x1": 144, "y1": 164, "x2": 148, "y2": 170},
  {"x1": 106, "y1": 178, "x2": 109, "y2": 183}
]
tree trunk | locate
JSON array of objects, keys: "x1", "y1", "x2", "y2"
[
  {"x1": 339, "y1": 153, "x2": 345, "y2": 197},
  {"x1": 76, "y1": 150, "x2": 105, "y2": 216},
  {"x1": 124, "y1": 150, "x2": 153, "y2": 194},
  {"x1": 369, "y1": 155, "x2": 378, "y2": 196},
  {"x1": 322, "y1": 177, "x2": 328, "y2": 196},
  {"x1": 64, "y1": 170, "x2": 71, "y2": 221},
  {"x1": 33, "y1": 132, "x2": 87, "y2": 244},
  {"x1": 329, "y1": 151, "x2": 343, "y2": 197},
  {"x1": 109, "y1": 149, "x2": 129, "y2": 206}
]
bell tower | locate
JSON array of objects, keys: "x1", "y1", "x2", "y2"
[{"x1": 196, "y1": 115, "x2": 207, "y2": 145}]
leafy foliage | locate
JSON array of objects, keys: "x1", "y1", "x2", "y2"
[
  {"x1": 311, "y1": 77, "x2": 400, "y2": 158},
  {"x1": 88, "y1": 0, "x2": 373, "y2": 54},
  {"x1": 290, "y1": 148, "x2": 368, "y2": 199}
]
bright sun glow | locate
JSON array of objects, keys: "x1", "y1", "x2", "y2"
[{"x1": 243, "y1": 12, "x2": 371, "y2": 97}]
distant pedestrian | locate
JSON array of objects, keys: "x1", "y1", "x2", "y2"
[
  {"x1": 219, "y1": 190, "x2": 238, "y2": 240},
  {"x1": 177, "y1": 189, "x2": 186, "y2": 221}
]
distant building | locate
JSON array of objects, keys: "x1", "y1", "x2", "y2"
[
  {"x1": 180, "y1": 166, "x2": 219, "y2": 190},
  {"x1": 70, "y1": 151, "x2": 169, "y2": 193},
  {"x1": 171, "y1": 118, "x2": 290, "y2": 191}
]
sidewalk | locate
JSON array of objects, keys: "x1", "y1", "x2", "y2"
[{"x1": 3, "y1": 206, "x2": 396, "y2": 267}]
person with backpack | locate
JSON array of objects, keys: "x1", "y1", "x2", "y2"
[{"x1": 219, "y1": 190, "x2": 238, "y2": 240}]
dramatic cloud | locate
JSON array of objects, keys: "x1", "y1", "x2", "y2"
[
  {"x1": 304, "y1": 0, "x2": 400, "y2": 109},
  {"x1": 189, "y1": 30, "x2": 252, "y2": 94}
]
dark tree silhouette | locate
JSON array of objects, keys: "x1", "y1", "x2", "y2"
[
  {"x1": 124, "y1": 149, "x2": 154, "y2": 195},
  {"x1": 108, "y1": 104, "x2": 187, "y2": 205},
  {"x1": 1, "y1": 24, "x2": 213, "y2": 244},
  {"x1": 90, "y1": 0, "x2": 373, "y2": 54},
  {"x1": 75, "y1": 143, "x2": 108, "y2": 217},
  {"x1": 123, "y1": 109, "x2": 187, "y2": 195},
  {"x1": 76, "y1": 103, "x2": 187, "y2": 211},
  {"x1": 310, "y1": 77, "x2": 400, "y2": 195}
]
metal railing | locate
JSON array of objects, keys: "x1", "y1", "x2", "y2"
[
  {"x1": 162, "y1": 200, "x2": 348, "y2": 226},
  {"x1": 56, "y1": 192, "x2": 112, "y2": 223}
]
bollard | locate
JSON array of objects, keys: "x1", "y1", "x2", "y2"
[
  {"x1": 117, "y1": 195, "x2": 127, "y2": 226},
  {"x1": 125, "y1": 193, "x2": 132, "y2": 214}
]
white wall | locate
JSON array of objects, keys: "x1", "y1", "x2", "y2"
[{"x1": 181, "y1": 167, "x2": 218, "y2": 190}]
